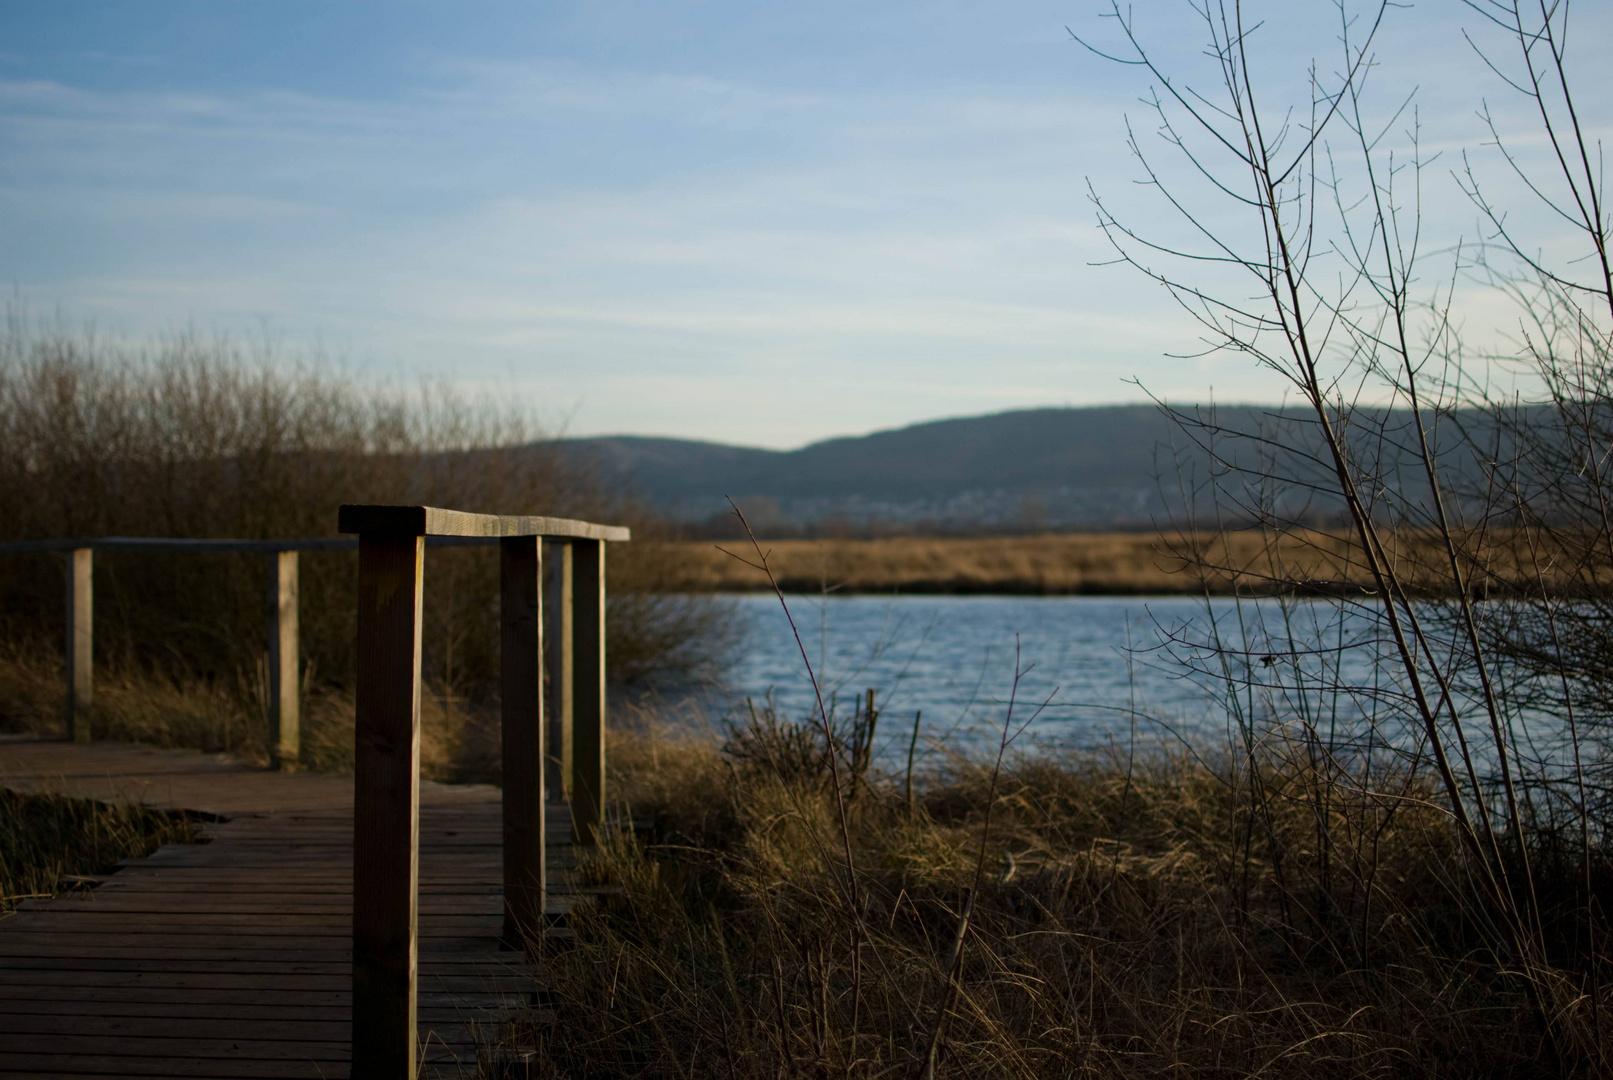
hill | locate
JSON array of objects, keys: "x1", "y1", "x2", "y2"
[{"x1": 561, "y1": 405, "x2": 1328, "y2": 532}]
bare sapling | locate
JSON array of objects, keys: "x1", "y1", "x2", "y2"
[{"x1": 1079, "y1": 0, "x2": 1609, "y2": 1064}]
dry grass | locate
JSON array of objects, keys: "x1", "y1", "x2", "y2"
[
  {"x1": 0, "y1": 646, "x2": 501, "y2": 782},
  {"x1": 521, "y1": 718, "x2": 1603, "y2": 1079},
  {"x1": 0, "y1": 322, "x2": 738, "y2": 723},
  {"x1": 656, "y1": 531, "x2": 1329, "y2": 593},
  {"x1": 656, "y1": 529, "x2": 1608, "y2": 596},
  {"x1": 0, "y1": 788, "x2": 201, "y2": 914}
]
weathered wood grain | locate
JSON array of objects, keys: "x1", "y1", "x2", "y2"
[
  {"x1": 546, "y1": 540, "x2": 574, "y2": 802},
  {"x1": 352, "y1": 533, "x2": 426, "y2": 1079},
  {"x1": 338, "y1": 504, "x2": 630, "y2": 542},
  {"x1": 571, "y1": 538, "x2": 607, "y2": 845},
  {"x1": 0, "y1": 735, "x2": 565, "y2": 1078},
  {"x1": 268, "y1": 550, "x2": 300, "y2": 769},
  {"x1": 499, "y1": 536, "x2": 545, "y2": 949},
  {"x1": 66, "y1": 547, "x2": 92, "y2": 743}
]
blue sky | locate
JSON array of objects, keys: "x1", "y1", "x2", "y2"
[{"x1": 2, "y1": 2, "x2": 1606, "y2": 446}]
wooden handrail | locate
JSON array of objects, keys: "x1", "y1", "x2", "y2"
[
  {"x1": 0, "y1": 507, "x2": 627, "y2": 1079},
  {"x1": 0, "y1": 536, "x2": 361, "y2": 554},
  {"x1": 337, "y1": 503, "x2": 631, "y2": 542},
  {"x1": 0, "y1": 530, "x2": 633, "y2": 554}
]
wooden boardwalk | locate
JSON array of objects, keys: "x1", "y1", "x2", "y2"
[{"x1": 0, "y1": 735, "x2": 570, "y2": 1078}]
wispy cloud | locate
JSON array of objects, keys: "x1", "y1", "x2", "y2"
[{"x1": 3, "y1": 1, "x2": 1603, "y2": 446}]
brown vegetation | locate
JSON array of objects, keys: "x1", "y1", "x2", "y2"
[
  {"x1": 521, "y1": 716, "x2": 1593, "y2": 1078},
  {"x1": 0, "y1": 323, "x2": 740, "y2": 757},
  {"x1": 0, "y1": 785, "x2": 200, "y2": 914},
  {"x1": 0, "y1": 643, "x2": 502, "y2": 781},
  {"x1": 656, "y1": 529, "x2": 1601, "y2": 596}
]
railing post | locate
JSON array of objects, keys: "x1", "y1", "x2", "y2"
[
  {"x1": 500, "y1": 536, "x2": 545, "y2": 948},
  {"x1": 570, "y1": 538, "x2": 607, "y2": 846},
  {"x1": 268, "y1": 550, "x2": 300, "y2": 769},
  {"x1": 351, "y1": 532, "x2": 424, "y2": 1080},
  {"x1": 65, "y1": 547, "x2": 93, "y2": 743},
  {"x1": 545, "y1": 541, "x2": 574, "y2": 803}
]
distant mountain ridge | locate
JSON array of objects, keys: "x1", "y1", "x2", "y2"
[{"x1": 561, "y1": 405, "x2": 1295, "y2": 532}]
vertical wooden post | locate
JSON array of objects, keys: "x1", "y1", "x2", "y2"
[
  {"x1": 351, "y1": 534, "x2": 424, "y2": 1080},
  {"x1": 571, "y1": 539, "x2": 607, "y2": 846},
  {"x1": 268, "y1": 550, "x2": 300, "y2": 770},
  {"x1": 500, "y1": 536, "x2": 545, "y2": 948},
  {"x1": 65, "y1": 548, "x2": 93, "y2": 743},
  {"x1": 545, "y1": 541, "x2": 574, "y2": 802}
]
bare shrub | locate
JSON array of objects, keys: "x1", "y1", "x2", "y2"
[
  {"x1": 0, "y1": 316, "x2": 738, "y2": 755},
  {"x1": 1071, "y1": 0, "x2": 1612, "y2": 1066}
]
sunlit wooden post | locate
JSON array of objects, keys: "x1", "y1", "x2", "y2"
[
  {"x1": 545, "y1": 540, "x2": 574, "y2": 802},
  {"x1": 348, "y1": 525, "x2": 425, "y2": 1080},
  {"x1": 500, "y1": 536, "x2": 545, "y2": 948},
  {"x1": 268, "y1": 550, "x2": 300, "y2": 769},
  {"x1": 571, "y1": 538, "x2": 607, "y2": 846},
  {"x1": 66, "y1": 547, "x2": 93, "y2": 743}
]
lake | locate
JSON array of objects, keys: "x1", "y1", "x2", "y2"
[
  {"x1": 631, "y1": 592, "x2": 1544, "y2": 770},
  {"x1": 668, "y1": 593, "x2": 1381, "y2": 764}
]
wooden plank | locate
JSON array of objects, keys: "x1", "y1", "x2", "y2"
[
  {"x1": 0, "y1": 955, "x2": 356, "y2": 974},
  {"x1": 131, "y1": 846, "x2": 503, "y2": 860},
  {"x1": 269, "y1": 550, "x2": 300, "y2": 769},
  {"x1": 0, "y1": 1013, "x2": 481, "y2": 1044},
  {"x1": 500, "y1": 535, "x2": 545, "y2": 949},
  {"x1": 0, "y1": 1000, "x2": 356, "y2": 1021},
  {"x1": 66, "y1": 546, "x2": 92, "y2": 742},
  {"x1": 21, "y1": 899, "x2": 544, "y2": 918},
  {"x1": 3, "y1": 910, "x2": 497, "y2": 926},
  {"x1": 0, "y1": 1000, "x2": 513, "y2": 1024},
  {"x1": 0, "y1": 940, "x2": 531, "y2": 962},
  {"x1": 0, "y1": 954, "x2": 529, "y2": 974},
  {"x1": 30, "y1": 896, "x2": 503, "y2": 912},
  {"x1": 0, "y1": 1053, "x2": 477, "y2": 1078},
  {"x1": 0, "y1": 533, "x2": 612, "y2": 555},
  {"x1": 571, "y1": 538, "x2": 607, "y2": 845},
  {"x1": 0, "y1": 992, "x2": 529, "y2": 1018},
  {"x1": 0, "y1": 685, "x2": 570, "y2": 1075},
  {"x1": 338, "y1": 504, "x2": 630, "y2": 543},
  {"x1": 89, "y1": 879, "x2": 513, "y2": 893},
  {"x1": 0, "y1": 1033, "x2": 356, "y2": 1057},
  {"x1": 0, "y1": 969, "x2": 539, "y2": 992},
  {"x1": 0, "y1": 1053, "x2": 350, "y2": 1078},
  {"x1": 546, "y1": 540, "x2": 574, "y2": 801},
  {"x1": 0, "y1": 941, "x2": 524, "y2": 962},
  {"x1": 128, "y1": 849, "x2": 501, "y2": 863},
  {"x1": 352, "y1": 532, "x2": 425, "y2": 1080},
  {"x1": 0, "y1": 536, "x2": 361, "y2": 554}
]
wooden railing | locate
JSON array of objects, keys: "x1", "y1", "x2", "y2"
[
  {"x1": 338, "y1": 505, "x2": 628, "y2": 1078},
  {"x1": 0, "y1": 504, "x2": 633, "y2": 1080},
  {"x1": 0, "y1": 534, "x2": 361, "y2": 762}
]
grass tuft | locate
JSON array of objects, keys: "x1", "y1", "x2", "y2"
[
  {"x1": 0, "y1": 788, "x2": 202, "y2": 913},
  {"x1": 523, "y1": 721, "x2": 1593, "y2": 1079}
]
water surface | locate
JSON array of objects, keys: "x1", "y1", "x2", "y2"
[
  {"x1": 661, "y1": 592, "x2": 1565, "y2": 778},
  {"x1": 708, "y1": 594, "x2": 1249, "y2": 761}
]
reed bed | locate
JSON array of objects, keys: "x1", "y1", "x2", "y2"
[
  {"x1": 526, "y1": 716, "x2": 1596, "y2": 1079},
  {"x1": 0, "y1": 645, "x2": 504, "y2": 781},
  {"x1": 655, "y1": 530, "x2": 1602, "y2": 597}
]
